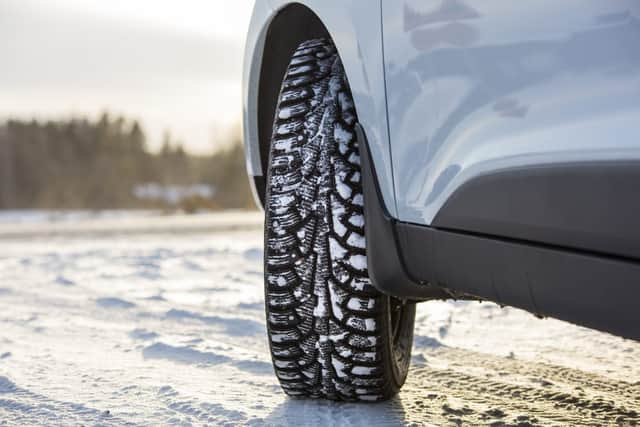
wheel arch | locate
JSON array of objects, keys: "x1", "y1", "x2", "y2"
[
  {"x1": 244, "y1": 1, "x2": 397, "y2": 215},
  {"x1": 253, "y1": 4, "x2": 329, "y2": 207}
]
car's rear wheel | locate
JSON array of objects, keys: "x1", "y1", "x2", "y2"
[{"x1": 264, "y1": 38, "x2": 416, "y2": 402}]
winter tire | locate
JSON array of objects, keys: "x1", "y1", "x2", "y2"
[{"x1": 264, "y1": 38, "x2": 416, "y2": 402}]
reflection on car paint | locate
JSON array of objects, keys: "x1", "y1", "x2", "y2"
[{"x1": 382, "y1": 0, "x2": 640, "y2": 224}]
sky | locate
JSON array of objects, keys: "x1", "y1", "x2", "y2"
[{"x1": 0, "y1": 0, "x2": 255, "y2": 153}]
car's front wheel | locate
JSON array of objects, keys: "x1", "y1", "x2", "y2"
[{"x1": 264, "y1": 38, "x2": 416, "y2": 402}]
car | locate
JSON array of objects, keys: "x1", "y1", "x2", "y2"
[{"x1": 241, "y1": 0, "x2": 640, "y2": 401}]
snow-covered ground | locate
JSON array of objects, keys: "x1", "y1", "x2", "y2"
[{"x1": 0, "y1": 212, "x2": 638, "y2": 426}]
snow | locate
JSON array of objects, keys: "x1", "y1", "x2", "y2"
[
  {"x1": 328, "y1": 237, "x2": 347, "y2": 260},
  {"x1": 352, "y1": 366, "x2": 374, "y2": 376},
  {"x1": 364, "y1": 318, "x2": 377, "y2": 332},
  {"x1": 346, "y1": 233, "x2": 365, "y2": 249},
  {"x1": 0, "y1": 209, "x2": 158, "y2": 224},
  {"x1": 348, "y1": 254, "x2": 367, "y2": 271},
  {"x1": 0, "y1": 211, "x2": 638, "y2": 425},
  {"x1": 348, "y1": 214, "x2": 364, "y2": 228},
  {"x1": 335, "y1": 179, "x2": 352, "y2": 199}
]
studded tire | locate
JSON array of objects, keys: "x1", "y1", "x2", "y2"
[{"x1": 264, "y1": 38, "x2": 416, "y2": 402}]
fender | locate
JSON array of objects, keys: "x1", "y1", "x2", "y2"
[{"x1": 242, "y1": 0, "x2": 397, "y2": 217}]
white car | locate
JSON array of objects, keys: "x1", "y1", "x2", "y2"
[{"x1": 242, "y1": 1, "x2": 640, "y2": 401}]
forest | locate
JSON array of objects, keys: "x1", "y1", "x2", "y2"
[{"x1": 0, "y1": 114, "x2": 255, "y2": 211}]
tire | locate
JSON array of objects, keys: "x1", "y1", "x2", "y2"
[{"x1": 264, "y1": 38, "x2": 416, "y2": 402}]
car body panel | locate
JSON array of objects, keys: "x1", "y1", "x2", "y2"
[
  {"x1": 433, "y1": 161, "x2": 640, "y2": 260},
  {"x1": 244, "y1": 0, "x2": 640, "y2": 340},
  {"x1": 243, "y1": 0, "x2": 272, "y2": 179},
  {"x1": 243, "y1": 0, "x2": 399, "y2": 216},
  {"x1": 381, "y1": 0, "x2": 640, "y2": 225}
]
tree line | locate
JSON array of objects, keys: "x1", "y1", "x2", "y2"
[{"x1": 0, "y1": 114, "x2": 255, "y2": 210}]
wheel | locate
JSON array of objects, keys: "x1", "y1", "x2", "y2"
[{"x1": 264, "y1": 38, "x2": 416, "y2": 402}]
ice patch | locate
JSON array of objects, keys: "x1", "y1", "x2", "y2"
[{"x1": 96, "y1": 297, "x2": 136, "y2": 309}]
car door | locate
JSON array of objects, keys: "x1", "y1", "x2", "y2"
[{"x1": 381, "y1": 0, "x2": 640, "y2": 228}]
